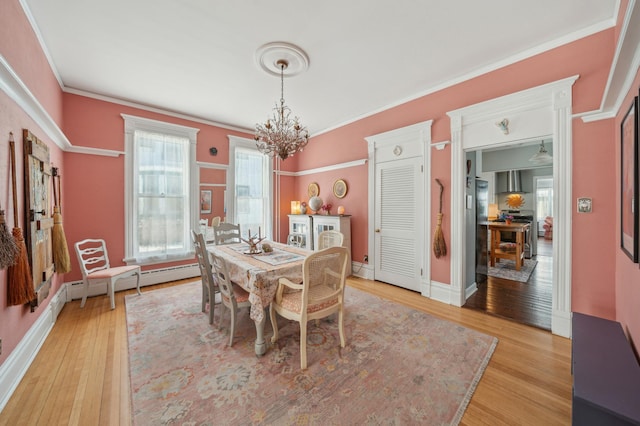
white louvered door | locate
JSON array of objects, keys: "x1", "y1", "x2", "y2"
[{"x1": 374, "y1": 157, "x2": 423, "y2": 291}]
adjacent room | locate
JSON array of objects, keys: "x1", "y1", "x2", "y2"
[{"x1": 1, "y1": 1, "x2": 640, "y2": 424}]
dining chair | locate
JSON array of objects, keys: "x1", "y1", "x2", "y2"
[
  {"x1": 191, "y1": 230, "x2": 220, "y2": 325},
  {"x1": 213, "y1": 222, "x2": 242, "y2": 245},
  {"x1": 317, "y1": 230, "x2": 344, "y2": 250},
  {"x1": 74, "y1": 238, "x2": 141, "y2": 310},
  {"x1": 209, "y1": 251, "x2": 251, "y2": 346},
  {"x1": 270, "y1": 246, "x2": 349, "y2": 369},
  {"x1": 211, "y1": 216, "x2": 221, "y2": 227}
]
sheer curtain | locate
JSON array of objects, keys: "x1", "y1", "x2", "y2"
[
  {"x1": 227, "y1": 136, "x2": 273, "y2": 240},
  {"x1": 133, "y1": 130, "x2": 191, "y2": 261}
]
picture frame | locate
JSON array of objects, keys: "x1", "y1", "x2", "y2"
[
  {"x1": 308, "y1": 182, "x2": 319, "y2": 198},
  {"x1": 200, "y1": 189, "x2": 212, "y2": 214},
  {"x1": 620, "y1": 96, "x2": 639, "y2": 262},
  {"x1": 333, "y1": 179, "x2": 348, "y2": 199}
]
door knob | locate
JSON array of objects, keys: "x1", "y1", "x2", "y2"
[{"x1": 375, "y1": 229, "x2": 380, "y2": 233}]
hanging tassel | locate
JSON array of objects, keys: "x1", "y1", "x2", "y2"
[{"x1": 0, "y1": 208, "x2": 18, "y2": 268}]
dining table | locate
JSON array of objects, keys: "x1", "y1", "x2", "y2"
[{"x1": 207, "y1": 241, "x2": 310, "y2": 356}]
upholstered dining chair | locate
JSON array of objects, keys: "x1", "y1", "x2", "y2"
[
  {"x1": 209, "y1": 251, "x2": 251, "y2": 346},
  {"x1": 74, "y1": 238, "x2": 141, "y2": 310},
  {"x1": 317, "y1": 230, "x2": 344, "y2": 250},
  {"x1": 270, "y1": 246, "x2": 349, "y2": 369},
  {"x1": 191, "y1": 230, "x2": 220, "y2": 325},
  {"x1": 213, "y1": 222, "x2": 241, "y2": 245}
]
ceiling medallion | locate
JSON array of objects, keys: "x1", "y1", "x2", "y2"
[{"x1": 254, "y1": 43, "x2": 310, "y2": 161}]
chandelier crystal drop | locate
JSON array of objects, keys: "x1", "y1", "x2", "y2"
[{"x1": 255, "y1": 59, "x2": 309, "y2": 161}]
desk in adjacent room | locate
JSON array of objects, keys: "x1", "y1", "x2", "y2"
[{"x1": 486, "y1": 222, "x2": 530, "y2": 271}]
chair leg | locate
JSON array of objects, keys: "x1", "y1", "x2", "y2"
[
  {"x1": 201, "y1": 283, "x2": 207, "y2": 313},
  {"x1": 270, "y1": 305, "x2": 279, "y2": 343},
  {"x1": 135, "y1": 271, "x2": 142, "y2": 296},
  {"x1": 228, "y1": 306, "x2": 237, "y2": 347},
  {"x1": 109, "y1": 278, "x2": 116, "y2": 310},
  {"x1": 338, "y1": 308, "x2": 346, "y2": 348},
  {"x1": 208, "y1": 288, "x2": 215, "y2": 325},
  {"x1": 300, "y1": 321, "x2": 308, "y2": 370},
  {"x1": 80, "y1": 279, "x2": 89, "y2": 308}
]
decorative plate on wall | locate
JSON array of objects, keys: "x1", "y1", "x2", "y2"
[
  {"x1": 308, "y1": 182, "x2": 319, "y2": 198},
  {"x1": 333, "y1": 179, "x2": 348, "y2": 199}
]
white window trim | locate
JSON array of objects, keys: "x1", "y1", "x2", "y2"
[
  {"x1": 227, "y1": 135, "x2": 274, "y2": 239},
  {"x1": 122, "y1": 114, "x2": 199, "y2": 264}
]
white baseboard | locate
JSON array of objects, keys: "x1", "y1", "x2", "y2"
[
  {"x1": 0, "y1": 286, "x2": 66, "y2": 412},
  {"x1": 66, "y1": 263, "x2": 200, "y2": 302},
  {"x1": 350, "y1": 261, "x2": 374, "y2": 280}
]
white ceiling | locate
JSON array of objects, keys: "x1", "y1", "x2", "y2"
[{"x1": 23, "y1": 0, "x2": 619, "y2": 136}]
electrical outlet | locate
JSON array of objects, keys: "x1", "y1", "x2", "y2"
[{"x1": 363, "y1": 255, "x2": 368, "y2": 263}]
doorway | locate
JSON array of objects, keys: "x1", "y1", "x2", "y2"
[{"x1": 447, "y1": 76, "x2": 576, "y2": 338}]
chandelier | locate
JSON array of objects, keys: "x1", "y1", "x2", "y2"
[{"x1": 255, "y1": 58, "x2": 309, "y2": 161}]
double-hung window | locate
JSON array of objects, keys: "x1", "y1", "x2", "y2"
[
  {"x1": 227, "y1": 136, "x2": 273, "y2": 238},
  {"x1": 123, "y1": 114, "x2": 199, "y2": 264}
]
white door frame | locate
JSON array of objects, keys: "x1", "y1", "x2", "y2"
[{"x1": 447, "y1": 76, "x2": 578, "y2": 338}]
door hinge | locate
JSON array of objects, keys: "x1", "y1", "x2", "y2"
[
  {"x1": 421, "y1": 268, "x2": 423, "y2": 275},
  {"x1": 421, "y1": 165, "x2": 424, "y2": 172}
]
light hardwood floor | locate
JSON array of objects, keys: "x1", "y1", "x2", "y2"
[{"x1": 0, "y1": 276, "x2": 572, "y2": 425}]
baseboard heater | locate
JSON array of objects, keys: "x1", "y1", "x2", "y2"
[{"x1": 67, "y1": 263, "x2": 200, "y2": 301}]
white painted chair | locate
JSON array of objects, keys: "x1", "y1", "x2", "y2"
[
  {"x1": 191, "y1": 230, "x2": 220, "y2": 325},
  {"x1": 74, "y1": 239, "x2": 141, "y2": 310},
  {"x1": 209, "y1": 251, "x2": 251, "y2": 346},
  {"x1": 317, "y1": 230, "x2": 344, "y2": 250},
  {"x1": 270, "y1": 246, "x2": 349, "y2": 369},
  {"x1": 213, "y1": 222, "x2": 241, "y2": 245}
]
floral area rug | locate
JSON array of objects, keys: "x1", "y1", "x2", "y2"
[
  {"x1": 486, "y1": 258, "x2": 538, "y2": 283},
  {"x1": 126, "y1": 282, "x2": 497, "y2": 425}
]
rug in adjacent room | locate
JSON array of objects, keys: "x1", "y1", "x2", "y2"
[
  {"x1": 488, "y1": 258, "x2": 538, "y2": 283},
  {"x1": 126, "y1": 282, "x2": 498, "y2": 425}
]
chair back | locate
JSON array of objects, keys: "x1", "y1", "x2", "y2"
[
  {"x1": 191, "y1": 230, "x2": 216, "y2": 291},
  {"x1": 74, "y1": 239, "x2": 112, "y2": 278},
  {"x1": 303, "y1": 246, "x2": 348, "y2": 305},
  {"x1": 317, "y1": 230, "x2": 344, "y2": 250},
  {"x1": 211, "y1": 216, "x2": 221, "y2": 227},
  {"x1": 214, "y1": 222, "x2": 241, "y2": 245},
  {"x1": 209, "y1": 251, "x2": 237, "y2": 304},
  {"x1": 287, "y1": 233, "x2": 306, "y2": 248}
]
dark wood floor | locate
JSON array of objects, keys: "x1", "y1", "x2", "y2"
[{"x1": 464, "y1": 237, "x2": 553, "y2": 330}]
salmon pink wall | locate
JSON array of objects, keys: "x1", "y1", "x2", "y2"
[
  {"x1": 571, "y1": 118, "x2": 617, "y2": 318},
  {"x1": 295, "y1": 29, "x2": 616, "y2": 298},
  {"x1": 615, "y1": 66, "x2": 640, "y2": 350},
  {"x1": 0, "y1": 0, "x2": 66, "y2": 365},
  {"x1": 61, "y1": 93, "x2": 253, "y2": 283}
]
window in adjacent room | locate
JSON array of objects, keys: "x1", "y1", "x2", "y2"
[{"x1": 123, "y1": 114, "x2": 199, "y2": 263}]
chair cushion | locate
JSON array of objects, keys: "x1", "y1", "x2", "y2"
[
  {"x1": 87, "y1": 265, "x2": 139, "y2": 279},
  {"x1": 222, "y1": 284, "x2": 250, "y2": 303},
  {"x1": 278, "y1": 285, "x2": 338, "y2": 314}
]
